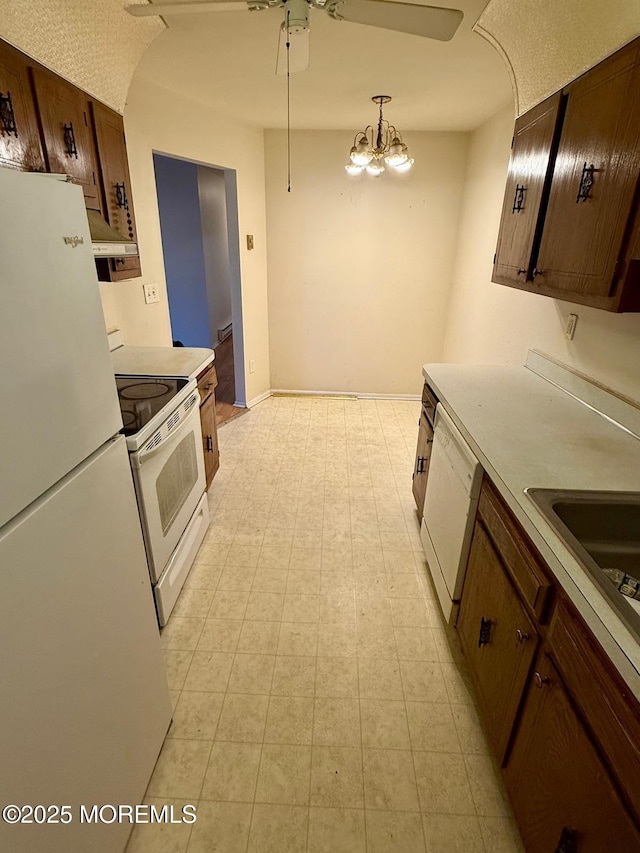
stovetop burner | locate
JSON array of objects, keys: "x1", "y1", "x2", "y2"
[
  {"x1": 115, "y1": 376, "x2": 189, "y2": 436},
  {"x1": 119, "y1": 381, "x2": 173, "y2": 400}
]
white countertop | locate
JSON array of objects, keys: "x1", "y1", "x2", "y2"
[
  {"x1": 111, "y1": 345, "x2": 215, "y2": 380},
  {"x1": 423, "y1": 354, "x2": 640, "y2": 699}
]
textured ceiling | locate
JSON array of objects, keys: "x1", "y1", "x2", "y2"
[
  {"x1": 133, "y1": 0, "x2": 513, "y2": 131},
  {"x1": 0, "y1": 0, "x2": 163, "y2": 112},
  {"x1": 476, "y1": 0, "x2": 640, "y2": 115}
]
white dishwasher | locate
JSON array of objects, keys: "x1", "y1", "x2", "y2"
[{"x1": 420, "y1": 404, "x2": 483, "y2": 623}]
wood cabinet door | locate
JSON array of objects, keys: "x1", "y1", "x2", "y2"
[
  {"x1": 197, "y1": 365, "x2": 220, "y2": 492},
  {"x1": 492, "y1": 93, "x2": 563, "y2": 287},
  {"x1": 457, "y1": 522, "x2": 538, "y2": 761},
  {"x1": 90, "y1": 100, "x2": 141, "y2": 280},
  {"x1": 534, "y1": 40, "x2": 640, "y2": 304},
  {"x1": 505, "y1": 653, "x2": 640, "y2": 853},
  {"x1": 200, "y1": 394, "x2": 220, "y2": 490},
  {"x1": 0, "y1": 41, "x2": 45, "y2": 171},
  {"x1": 31, "y1": 67, "x2": 100, "y2": 209},
  {"x1": 412, "y1": 411, "x2": 433, "y2": 517}
]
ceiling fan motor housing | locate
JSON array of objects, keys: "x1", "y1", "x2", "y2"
[{"x1": 284, "y1": 0, "x2": 310, "y2": 32}]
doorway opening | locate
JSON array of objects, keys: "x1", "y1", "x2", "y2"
[{"x1": 153, "y1": 152, "x2": 246, "y2": 425}]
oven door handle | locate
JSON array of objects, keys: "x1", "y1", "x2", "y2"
[{"x1": 136, "y1": 402, "x2": 200, "y2": 465}]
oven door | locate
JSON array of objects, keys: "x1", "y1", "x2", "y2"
[{"x1": 130, "y1": 401, "x2": 206, "y2": 583}]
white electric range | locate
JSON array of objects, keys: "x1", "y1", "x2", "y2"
[{"x1": 112, "y1": 347, "x2": 214, "y2": 626}]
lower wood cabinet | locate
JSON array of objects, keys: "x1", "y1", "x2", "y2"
[
  {"x1": 458, "y1": 521, "x2": 538, "y2": 761},
  {"x1": 411, "y1": 406, "x2": 433, "y2": 517},
  {"x1": 197, "y1": 363, "x2": 219, "y2": 490},
  {"x1": 505, "y1": 652, "x2": 640, "y2": 853},
  {"x1": 456, "y1": 478, "x2": 640, "y2": 851}
]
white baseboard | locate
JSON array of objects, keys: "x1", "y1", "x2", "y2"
[
  {"x1": 246, "y1": 390, "x2": 272, "y2": 408},
  {"x1": 270, "y1": 389, "x2": 420, "y2": 401}
]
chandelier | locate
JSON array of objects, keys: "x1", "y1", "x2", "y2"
[{"x1": 345, "y1": 95, "x2": 414, "y2": 176}]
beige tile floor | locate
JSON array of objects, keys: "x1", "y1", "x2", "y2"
[{"x1": 126, "y1": 396, "x2": 526, "y2": 853}]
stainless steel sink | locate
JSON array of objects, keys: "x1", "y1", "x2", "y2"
[{"x1": 526, "y1": 489, "x2": 640, "y2": 642}]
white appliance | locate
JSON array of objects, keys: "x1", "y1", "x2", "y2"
[
  {"x1": 0, "y1": 169, "x2": 172, "y2": 853},
  {"x1": 420, "y1": 404, "x2": 483, "y2": 623},
  {"x1": 116, "y1": 376, "x2": 209, "y2": 625}
]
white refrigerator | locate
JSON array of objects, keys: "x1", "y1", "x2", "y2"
[{"x1": 0, "y1": 169, "x2": 172, "y2": 853}]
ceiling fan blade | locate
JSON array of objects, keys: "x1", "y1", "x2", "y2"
[
  {"x1": 125, "y1": 1, "x2": 249, "y2": 17},
  {"x1": 276, "y1": 22, "x2": 310, "y2": 75},
  {"x1": 325, "y1": 0, "x2": 463, "y2": 41}
]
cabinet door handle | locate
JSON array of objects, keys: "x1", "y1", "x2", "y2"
[
  {"x1": 517, "y1": 268, "x2": 527, "y2": 276},
  {"x1": 516, "y1": 629, "x2": 529, "y2": 643},
  {"x1": 576, "y1": 162, "x2": 597, "y2": 203},
  {"x1": 478, "y1": 616, "x2": 492, "y2": 647},
  {"x1": 0, "y1": 91, "x2": 18, "y2": 137},
  {"x1": 554, "y1": 826, "x2": 578, "y2": 853},
  {"x1": 533, "y1": 671, "x2": 550, "y2": 689},
  {"x1": 206, "y1": 435, "x2": 214, "y2": 453},
  {"x1": 532, "y1": 268, "x2": 545, "y2": 278},
  {"x1": 63, "y1": 122, "x2": 78, "y2": 158},
  {"x1": 512, "y1": 183, "x2": 526, "y2": 213},
  {"x1": 115, "y1": 181, "x2": 128, "y2": 209},
  {"x1": 416, "y1": 456, "x2": 426, "y2": 474}
]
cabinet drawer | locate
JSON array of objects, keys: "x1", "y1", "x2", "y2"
[
  {"x1": 197, "y1": 363, "x2": 218, "y2": 403},
  {"x1": 478, "y1": 481, "x2": 553, "y2": 622},
  {"x1": 548, "y1": 599, "x2": 640, "y2": 823}
]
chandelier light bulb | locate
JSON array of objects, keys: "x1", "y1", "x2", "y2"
[
  {"x1": 384, "y1": 137, "x2": 409, "y2": 167},
  {"x1": 350, "y1": 136, "x2": 374, "y2": 166},
  {"x1": 345, "y1": 163, "x2": 364, "y2": 175},
  {"x1": 365, "y1": 160, "x2": 385, "y2": 176},
  {"x1": 393, "y1": 157, "x2": 414, "y2": 173}
]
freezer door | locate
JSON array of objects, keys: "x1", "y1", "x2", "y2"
[
  {"x1": 0, "y1": 436, "x2": 171, "y2": 853},
  {"x1": 0, "y1": 169, "x2": 123, "y2": 528}
]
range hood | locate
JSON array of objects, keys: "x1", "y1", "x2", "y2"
[{"x1": 87, "y1": 209, "x2": 139, "y2": 258}]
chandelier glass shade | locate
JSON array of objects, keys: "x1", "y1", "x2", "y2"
[{"x1": 346, "y1": 96, "x2": 414, "y2": 176}]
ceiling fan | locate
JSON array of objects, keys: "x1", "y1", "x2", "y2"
[{"x1": 125, "y1": 0, "x2": 464, "y2": 75}]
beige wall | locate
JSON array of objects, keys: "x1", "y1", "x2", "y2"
[
  {"x1": 441, "y1": 106, "x2": 640, "y2": 404},
  {"x1": 264, "y1": 130, "x2": 469, "y2": 396},
  {"x1": 120, "y1": 75, "x2": 271, "y2": 404}
]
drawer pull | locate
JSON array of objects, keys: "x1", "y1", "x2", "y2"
[
  {"x1": 554, "y1": 826, "x2": 578, "y2": 853},
  {"x1": 533, "y1": 671, "x2": 550, "y2": 689},
  {"x1": 516, "y1": 628, "x2": 530, "y2": 643},
  {"x1": 478, "y1": 616, "x2": 492, "y2": 647}
]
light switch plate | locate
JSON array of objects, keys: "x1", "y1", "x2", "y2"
[
  {"x1": 143, "y1": 283, "x2": 159, "y2": 304},
  {"x1": 246, "y1": 234, "x2": 254, "y2": 250},
  {"x1": 565, "y1": 313, "x2": 578, "y2": 340}
]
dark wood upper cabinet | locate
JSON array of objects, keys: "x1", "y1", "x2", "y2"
[
  {"x1": 492, "y1": 36, "x2": 640, "y2": 312},
  {"x1": 535, "y1": 42, "x2": 640, "y2": 304},
  {"x1": 493, "y1": 93, "x2": 563, "y2": 286},
  {"x1": 31, "y1": 67, "x2": 100, "y2": 210},
  {"x1": 0, "y1": 41, "x2": 45, "y2": 172},
  {"x1": 90, "y1": 100, "x2": 141, "y2": 281}
]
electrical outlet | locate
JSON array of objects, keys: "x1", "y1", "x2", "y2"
[
  {"x1": 249, "y1": 359, "x2": 255, "y2": 374},
  {"x1": 143, "y1": 283, "x2": 159, "y2": 305},
  {"x1": 565, "y1": 313, "x2": 578, "y2": 340}
]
